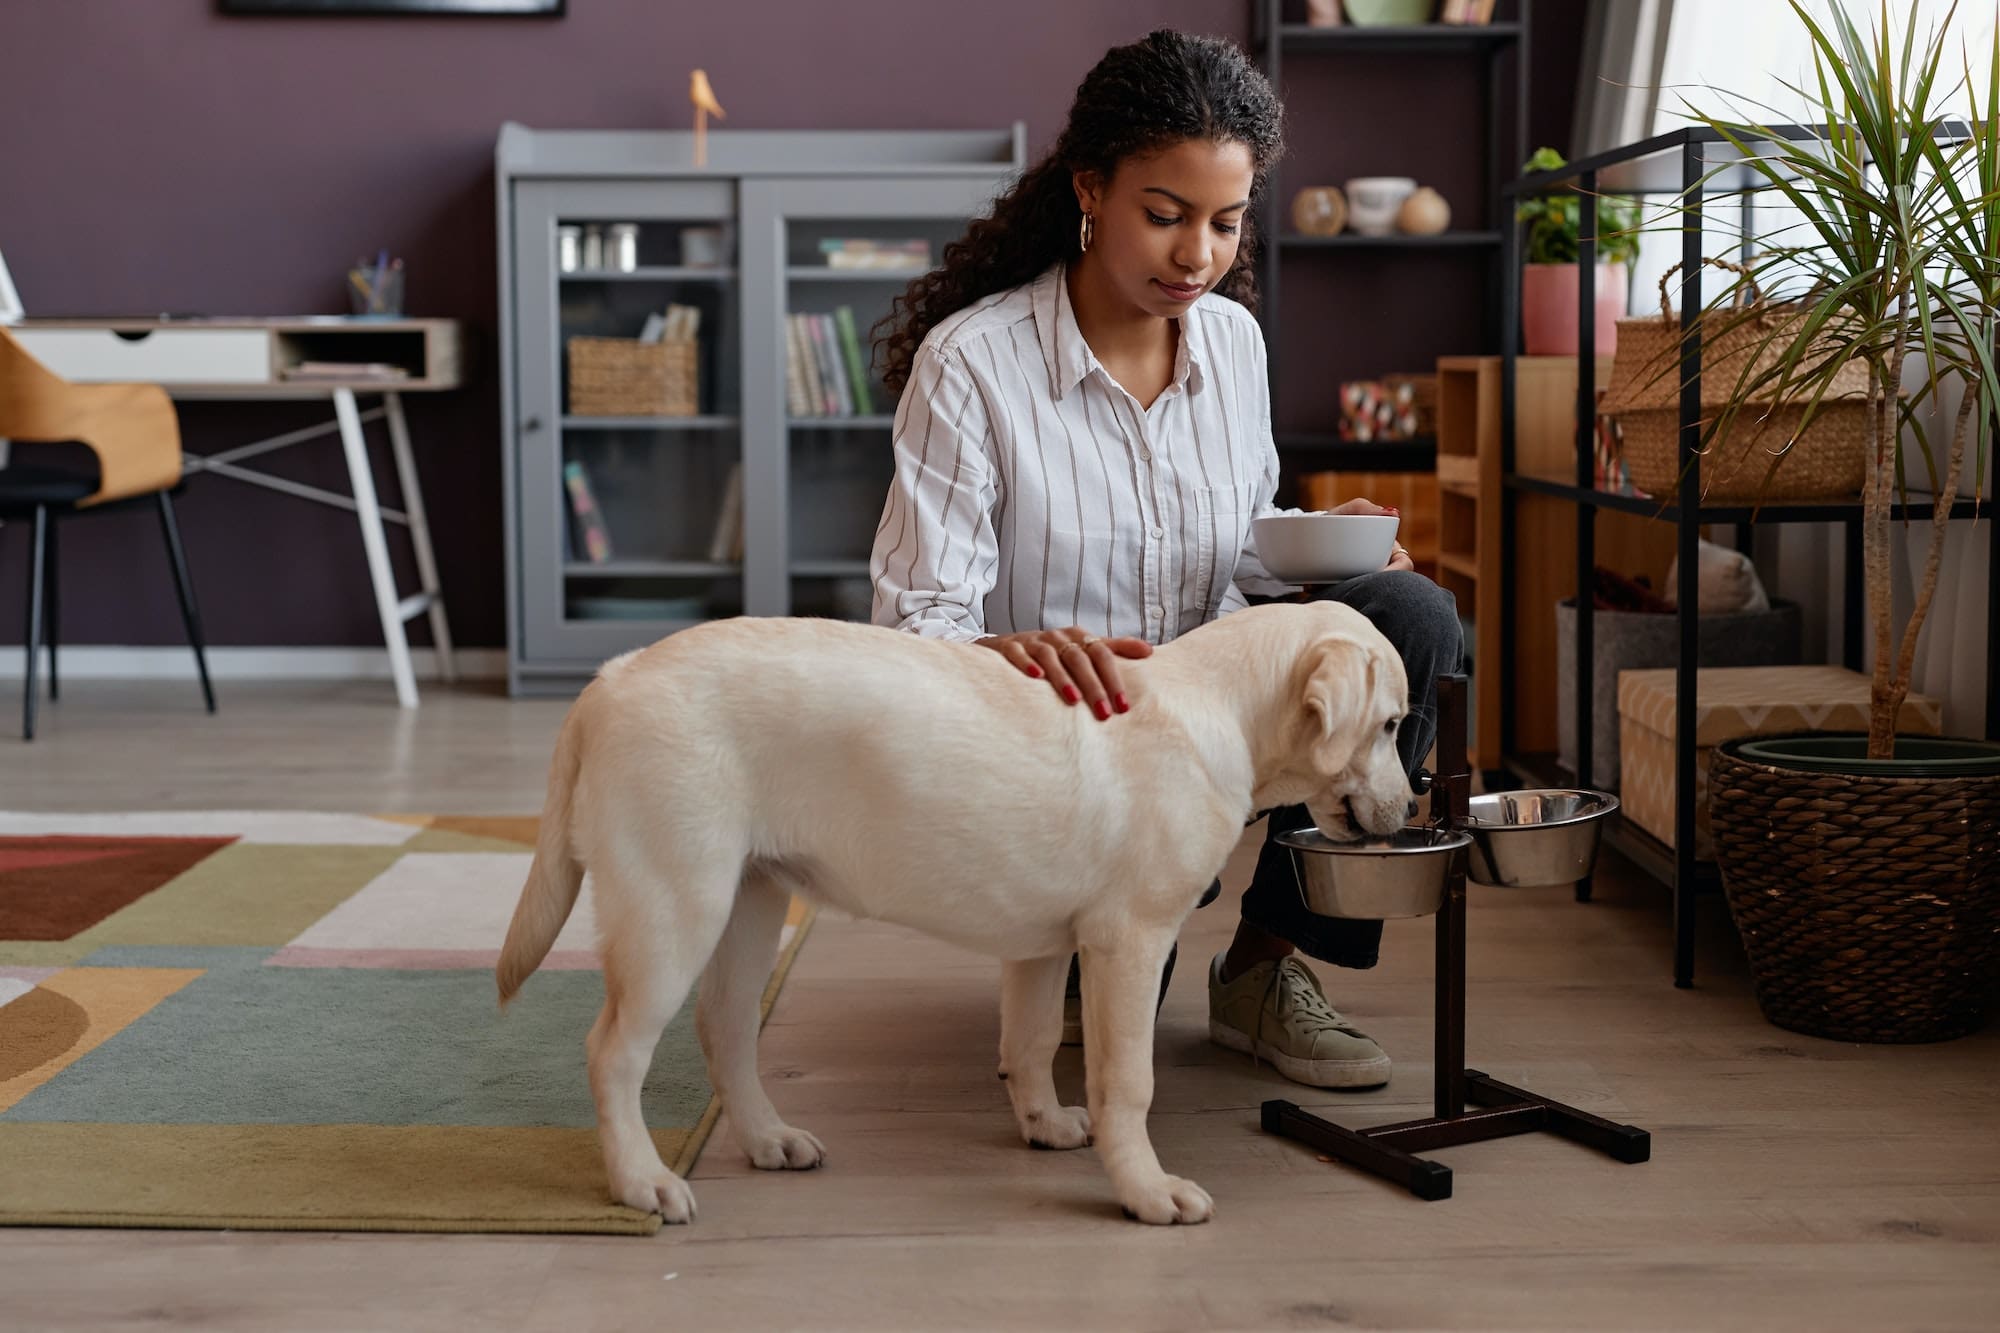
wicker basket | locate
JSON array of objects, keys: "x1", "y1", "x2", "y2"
[
  {"x1": 1602, "y1": 258, "x2": 1871, "y2": 502},
  {"x1": 567, "y1": 336, "x2": 698, "y2": 417},
  {"x1": 1710, "y1": 735, "x2": 2000, "y2": 1043}
]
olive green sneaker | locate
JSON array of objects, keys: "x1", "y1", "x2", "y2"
[{"x1": 1207, "y1": 952, "x2": 1390, "y2": 1089}]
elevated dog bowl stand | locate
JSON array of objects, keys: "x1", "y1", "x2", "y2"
[{"x1": 1260, "y1": 674, "x2": 1651, "y2": 1200}]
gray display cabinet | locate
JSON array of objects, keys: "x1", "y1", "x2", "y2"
[{"x1": 496, "y1": 122, "x2": 1025, "y2": 695}]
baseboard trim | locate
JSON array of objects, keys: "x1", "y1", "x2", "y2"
[{"x1": 0, "y1": 646, "x2": 505, "y2": 682}]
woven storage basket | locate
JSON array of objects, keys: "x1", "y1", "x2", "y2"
[
  {"x1": 567, "y1": 337, "x2": 698, "y2": 417},
  {"x1": 1602, "y1": 258, "x2": 1871, "y2": 502},
  {"x1": 1709, "y1": 736, "x2": 2000, "y2": 1043}
]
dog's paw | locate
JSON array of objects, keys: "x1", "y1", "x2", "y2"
[
  {"x1": 1021, "y1": 1104, "x2": 1092, "y2": 1151},
  {"x1": 1118, "y1": 1174, "x2": 1213, "y2": 1226},
  {"x1": 746, "y1": 1125, "x2": 826, "y2": 1171},
  {"x1": 612, "y1": 1167, "x2": 697, "y2": 1224}
]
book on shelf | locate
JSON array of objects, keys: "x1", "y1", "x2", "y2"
[
  {"x1": 281, "y1": 360, "x2": 410, "y2": 382},
  {"x1": 788, "y1": 313, "x2": 827, "y2": 417},
  {"x1": 706, "y1": 460, "x2": 745, "y2": 564},
  {"x1": 639, "y1": 303, "x2": 703, "y2": 344},
  {"x1": 833, "y1": 307, "x2": 876, "y2": 415},
  {"x1": 805, "y1": 312, "x2": 847, "y2": 415},
  {"x1": 783, "y1": 314, "x2": 813, "y2": 418},
  {"x1": 562, "y1": 459, "x2": 614, "y2": 563},
  {"x1": 818, "y1": 237, "x2": 931, "y2": 271},
  {"x1": 1440, "y1": 0, "x2": 1494, "y2": 22},
  {"x1": 785, "y1": 307, "x2": 881, "y2": 418}
]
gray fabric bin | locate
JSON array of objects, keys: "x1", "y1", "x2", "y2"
[{"x1": 1555, "y1": 597, "x2": 1803, "y2": 788}]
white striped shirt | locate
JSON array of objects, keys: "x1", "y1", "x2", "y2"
[{"x1": 869, "y1": 263, "x2": 1297, "y2": 645}]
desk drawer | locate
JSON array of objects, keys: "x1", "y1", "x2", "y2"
[{"x1": 14, "y1": 328, "x2": 272, "y2": 385}]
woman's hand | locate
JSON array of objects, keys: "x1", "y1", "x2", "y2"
[
  {"x1": 977, "y1": 627, "x2": 1153, "y2": 720},
  {"x1": 1328, "y1": 497, "x2": 1414, "y2": 572}
]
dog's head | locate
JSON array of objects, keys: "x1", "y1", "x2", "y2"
[{"x1": 1283, "y1": 609, "x2": 1415, "y2": 842}]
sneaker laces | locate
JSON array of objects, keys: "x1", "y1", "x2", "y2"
[{"x1": 1252, "y1": 958, "x2": 1366, "y2": 1066}]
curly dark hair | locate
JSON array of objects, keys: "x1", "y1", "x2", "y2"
[{"x1": 874, "y1": 29, "x2": 1284, "y2": 397}]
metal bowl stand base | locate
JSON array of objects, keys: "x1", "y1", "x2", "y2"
[{"x1": 1259, "y1": 673, "x2": 1652, "y2": 1200}]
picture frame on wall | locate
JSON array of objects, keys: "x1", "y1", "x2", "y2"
[{"x1": 220, "y1": 0, "x2": 565, "y2": 15}]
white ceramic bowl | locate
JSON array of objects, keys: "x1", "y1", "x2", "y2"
[
  {"x1": 1251, "y1": 513, "x2": 1400, "y2": 583},
  {"x1": 1345, "y1": 176, "x2": 1418, "y2": 236}
]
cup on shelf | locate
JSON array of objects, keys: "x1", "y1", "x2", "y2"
[
  {"x1": 680, "y1": 226, "x2": 726, "y2": 269},
  {"x1": 557, "y1": 225, "x2": 582, "y2": 273},
  {"x1": 610, "y1": 223, "x2": 641, "y2": 273}
]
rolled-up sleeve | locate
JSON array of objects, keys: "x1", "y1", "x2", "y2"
[{"x1": 870, "y1": 345, "x2": 1000, "y2": 642}]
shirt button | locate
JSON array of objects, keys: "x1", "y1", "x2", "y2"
[
  {"x1": 1151, "y1": 526, "x2": 1165, "y2": 538},
  {"x1": 1140, "y1": 449, "x2": 1152, "y2": 462}
]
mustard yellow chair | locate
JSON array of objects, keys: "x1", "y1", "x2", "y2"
[{"x1": 0, "y1": 328, "x2": 215, "y2": 739}]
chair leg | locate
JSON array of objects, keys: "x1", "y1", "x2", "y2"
[
  {"x1": 156, "y1": 493, "x2": 217, "y2": 714},
  {"x1": 44, "y1": 511, "x2": 59, "y2": 703},
  {"x1": 23, "y1": 506, "x2": 47, "y2": 740}
]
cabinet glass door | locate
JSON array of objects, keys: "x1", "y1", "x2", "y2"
[
  {"x1": 739, "y1": 176, "x2": 1006, "y2": 622},
  {"x1": 515, "y1": 179, "x2": 742, "y2": 663}
]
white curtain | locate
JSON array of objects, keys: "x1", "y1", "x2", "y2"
[
  {"x1": 1622, "y1": 0, "x2": 1997, "y2": 736},
  {"x1": 1571, "y1": 0, "x2": 1675, "y2": 159}
]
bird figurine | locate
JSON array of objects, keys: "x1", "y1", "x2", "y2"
[{"x1": 690, "y1": 70, "x2": 725, "y2": 167}]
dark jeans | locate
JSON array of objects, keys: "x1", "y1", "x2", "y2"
[{"x1": 1236, "y1": 570, "x2": 1464, "y2": 970}]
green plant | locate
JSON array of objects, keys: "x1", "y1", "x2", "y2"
[
  {"x1": 1666, "y1": 0, "x2": 1998, "y2": 758},
  {"x1": 1515, "y1": 147, "x2": 1642, "y2": 265}
]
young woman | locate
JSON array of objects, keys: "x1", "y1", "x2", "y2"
[{"x1": 868, "y1": 29, "x2": 1460, "y2": 1090}]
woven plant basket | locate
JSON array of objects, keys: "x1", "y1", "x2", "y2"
[
  {"x1": 1709, "y1": 733, "x2": 2000, "y2": 1043},
  {"x1": 567, "y1": 337, "x2": 698, "y2": 417},
  {"x1": 1601, "y1": 258, "x2": 1871, "y2": 502}
]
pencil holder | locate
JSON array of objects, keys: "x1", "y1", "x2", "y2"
[{"x1": 348, "y1": 265, "x2": 405, "y2": 318}]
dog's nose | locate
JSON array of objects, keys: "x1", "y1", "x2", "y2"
[{"x1": 1405, "y1": 799, "x2": 1420, "y2": 822}]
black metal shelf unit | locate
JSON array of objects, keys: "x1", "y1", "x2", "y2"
[
  {"x1": 1252, "y1": 1, "x2": 1529, "y2": 474},
  {"x1": 1498, "y1": 124, "x2": 2000, "y2": 990}
]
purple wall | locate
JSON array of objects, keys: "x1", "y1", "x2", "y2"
[{"x1": 0, "y1": 0, "x2": 1583, "y2": 651}]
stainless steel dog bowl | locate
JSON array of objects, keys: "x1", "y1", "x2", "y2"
[
  {"x1": 1462, "y1": 789, "x2": 1618, "y2": 888},
  {"x1": 1277, "y1": 826, "x2": 1473, "y2": 920}
]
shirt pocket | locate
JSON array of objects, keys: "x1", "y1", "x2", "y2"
[{"x1": 1192, "y1": 483, "x2": 1254, "y2": 621}]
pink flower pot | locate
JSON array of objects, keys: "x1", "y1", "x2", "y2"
[{"x1": 1522, "y1": 263, "x2": 1627, "y2": 357}]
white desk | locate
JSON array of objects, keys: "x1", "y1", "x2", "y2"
[{"x1": 10, "y1": 316, "x2": 462, "y2": 708}]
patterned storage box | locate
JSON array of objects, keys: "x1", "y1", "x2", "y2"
[{"x1": 1616, "y1": 665, "x2": 1943, "y2": 856}]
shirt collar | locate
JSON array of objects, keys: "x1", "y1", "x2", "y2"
[{"x1": 1030, "y1": 263, "x2": 1208, "y2": 402}]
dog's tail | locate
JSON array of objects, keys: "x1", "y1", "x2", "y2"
[{"x1": 497, "y1": 701, "x2": 588, "y2": 1008}]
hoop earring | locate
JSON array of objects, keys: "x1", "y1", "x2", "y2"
[{"x1": 1078, "y1": 212, "x2": 1094, "y2": 253}]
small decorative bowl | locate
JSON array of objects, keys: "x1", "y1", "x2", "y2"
[
  {"x1": 1345, "y1": 176, "x2": 1419, "y2": 236},
  {"x1": 1343, "y1": 0, "x2": 1435, "y2": 24}
]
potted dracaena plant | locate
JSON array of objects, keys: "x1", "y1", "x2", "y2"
[
  {"x1": 1516, "y1": 146, "x2": 1643, "y2": 355},
  {"x1": 1664, "y1": 0, "x2": 2000, "y2": 1042}
]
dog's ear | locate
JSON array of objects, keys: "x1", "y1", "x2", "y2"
[{"x1": 1300, "y1": 635, "x2": 1373, "y2": 772}]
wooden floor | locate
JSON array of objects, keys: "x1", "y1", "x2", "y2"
[{"x1": 3, "y1": 681, "x2": 1998, "y2": 1331}]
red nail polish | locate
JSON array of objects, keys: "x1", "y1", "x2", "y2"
[
  {"x1": 1094, "y1": 699, "x2": 1111, "y2": 721},
  {"x1": 1114, "y1": 693, "x2": 1130, "y2": 713},
  {"x1": 1026, "y1": 665, "x2": 1044, "y2": 678},
  {"x1": 1062, "y1": 685, "x2": 1081, "y2": 704}
]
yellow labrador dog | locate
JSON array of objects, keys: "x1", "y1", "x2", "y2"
[{"x1": 497, "y1": 600, "x2": 1413, "y2": 1226}]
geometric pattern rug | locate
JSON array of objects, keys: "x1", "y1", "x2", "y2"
[{"x1": 0, "y1": 813, "x2": 813, "y2": 1235}]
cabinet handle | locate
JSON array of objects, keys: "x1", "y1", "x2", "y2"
[{"x1": 523, "y1": 415, "x2": 543, "y2": 433}]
